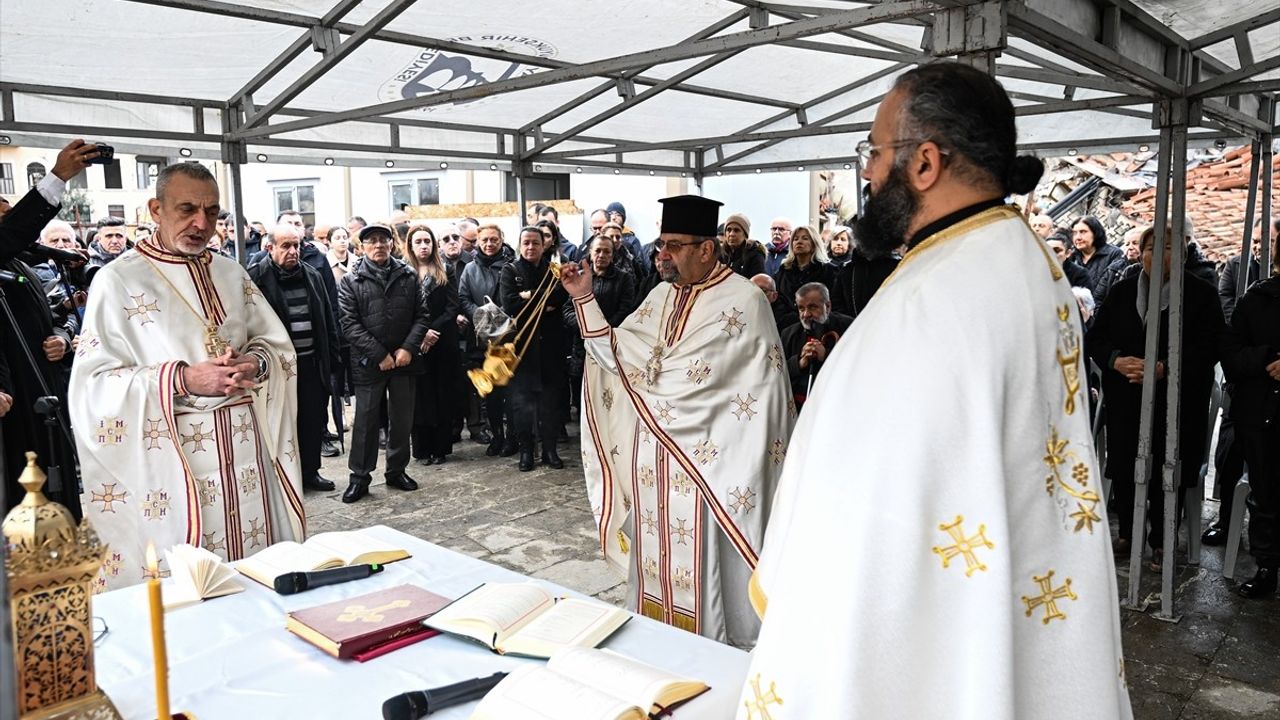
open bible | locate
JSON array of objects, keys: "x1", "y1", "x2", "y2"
[
  {"x1": 235, "y1": 530, "x2": 410, "y2": 587},
  {"x1": 424, "y1": 582, "x2": 629, "y2": 659},
  {"x1": 472, "y1": 647, "x2": 709, "y2": 719},
  {"x1": 162, "y1": 543, "x2": 244, "y2": 610}
]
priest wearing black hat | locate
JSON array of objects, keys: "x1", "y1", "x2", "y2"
[{"x1": 561, "y1": 194, "x2": 795, "y2": 647}]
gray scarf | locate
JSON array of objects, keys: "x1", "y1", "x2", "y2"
[{"x1": 1135, "y1": 271, "x2": 1170, "y2": 326}]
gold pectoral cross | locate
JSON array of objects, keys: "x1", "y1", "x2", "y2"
[
  {"x1": 644, "y1": 344, "x2": 664, "y2": 386},
  {"x1": 205, "y1": 324, "x2": 230, "y2": 358}
]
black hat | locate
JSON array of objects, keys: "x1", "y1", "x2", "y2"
[
  {"x1": 358, "y1": 223, "x2": 394, "y2": 241},
  {"x1": 659, "y1": 195, "x2": 724, "y2": 237}
]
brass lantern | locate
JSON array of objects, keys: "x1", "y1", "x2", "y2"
[{"x1": 3, "y1": 453, "x2": 122, "y2": 720}]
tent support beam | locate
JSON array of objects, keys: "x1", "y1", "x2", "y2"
[
  {"x1": 227, "y1": 0, "x2": 365, "y2": 106},
  {"x1": 1236, "y1": 138, "x2": 1262, "y2": 302},
  {"x1": 1188, "y1": 55, "x2": 1280, "y2": 98},
  {"x1": 241, "y1": 0, "x2": 416, "y2": 130},
  {"x1": 517, "y1": 9, "x2": 751, "y2": 136},
  {"x1": 227, "y1": 0, "x2": 945, "y2": 140},
  {"x1": 1188, "y1": 7, "x2": 1280, "y2": 50},
  {"x1": 0, "y1": 82, "x2": 224, "y2": 110}
]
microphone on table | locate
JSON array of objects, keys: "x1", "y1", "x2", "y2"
[
  {"x1": 382, "y1": 673, "x2": 508, "y2": 720},
  {"x1": 272, "y1": 563, "x2": 383, "y2": 595}
]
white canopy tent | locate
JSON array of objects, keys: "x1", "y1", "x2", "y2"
[{"x1": 2, "y1": 0, "x2": 1278, "y2": 623}]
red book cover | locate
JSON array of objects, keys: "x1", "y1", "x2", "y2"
[{"x1": 286, "y1": 584, "x2": 451, "y2": 659}]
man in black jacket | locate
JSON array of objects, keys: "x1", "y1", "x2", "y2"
[
  {"x1": 338, "y1": 224, "x2": 428, "y2": 502},
  {"x1": 780, "y1": 282, "x2": 853, "y2": 410},
  {"x1": 248, "y1": 224, "x2": 341, "y2": 492},
  {"x1": 0, "y1": 138, "x2": 96, "y2": 514}
]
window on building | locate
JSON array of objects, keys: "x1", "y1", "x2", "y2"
[
  {"x1": 504, "y1": 171, "x2": 570, "y2": 202},
  {"x1": 0, "y1": 163, "x2": 13, "y2": 195},
  {"x1": 272, "y1": 183, "x2": 316, "y2": 227},
  {"x1": 136, "y1": 157, "x2": 165, "y2": 189},
  {"x1": 108, "y1": 204, "x2": 125, "y2": 219},
  {"x1": 103, "y1": 159, "x2": 123, "y2": 189},
  {"x1": 388, "y1": 177, "x2": 439, "y2": 213},
  {"x1": 26, "y1": 162, "x2": 46, "y2": 188}
]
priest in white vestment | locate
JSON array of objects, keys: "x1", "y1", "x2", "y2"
[
  {"x1": 739, "y1": 63, "x2": 1132, "y2": 718},
  {"x1": 70, "y1": 162, "x2": 305, "y2": 591},
  {"x1": 561, "y1": 195, "x2": 794, "y2": 647}
]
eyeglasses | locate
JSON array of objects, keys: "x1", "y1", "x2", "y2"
[
  {"x1": 854, "y1": 138, "x2": 946, "y2": 165},
  {"x1": 444, "y1": 234, "x2": 460, "y2": 241},
  {"x1": 769, "y1": 226, "x2": 789, "y2": 233},
  {"x1": 654, "y1": 238, "x2": 710, "y2": 251},
  {"x1": 361, "y1": 236, "x2": 392, "y2": 246}
]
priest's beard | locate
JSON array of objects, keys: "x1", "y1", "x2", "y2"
[
  {"x1": 657, "y1": 258, "x2": 679, "y2": 283},
  {"x1": 855, "y1": 160, "x2": 919, "y2": 256}
]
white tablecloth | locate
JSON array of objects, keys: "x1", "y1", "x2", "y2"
[{"x1": 92, "y1": 525, "x2": 749, "y2": 719}]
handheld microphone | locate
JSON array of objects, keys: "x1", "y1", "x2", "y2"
[
  {"x1": 381, "y1": 672, "x2": 508, "y2": 720},
  {"x1": 272, "y1": 563, "x2": 383, "y2": 595},
  {"x1": 19, "y1": 244, "x2": 88, "y2": 264},
  {"x1": 0, "y1": 269, "x2": 26, "y2": 284}
]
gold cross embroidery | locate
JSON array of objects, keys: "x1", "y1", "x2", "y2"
[
  {"x1": 241, "y1": 518, "x2": 267, "y2": 550},
  {"x1": 91, "y1": 483, "x2": 128, "y2": 512},
  {"x1": 932, "y1": 515, "x2": 995, "y2": 577},
  {"x1": 669, "y1": 517, "x2": 692, "y2": 546},
  {"x1": 743, "y1": 674, "x2": 784, "y2": 720},
  {"x1": 1021, "y1": 570, "x2": 1077, "y2": 624},
  {"x1": 180, "y1": 422, "x2": 213, "y2": 453},
  {"x1": 336, "y1": 599, "x2": 411, "y2": 624},
  {"x1": 231, "y1": 413, "x2": 254, "y2": 443},
  {"x1": 125, "y1": 293, "x2": 160, "y2": 325}
]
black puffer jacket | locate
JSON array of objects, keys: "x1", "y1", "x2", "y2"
[
  {"x1": 1065, "y1": 242, "x2": 1124, "y2": 293},
  {"x1": 499, "y1": 255, "x2": 569, "y2": 385},
  {"x1": 563, "y1": 264, "x2": 638, "y2": 376},
  {"x1": 721, "y1": 240, "x2": 766, "y2": 279},
  {"x1": 775, "y1": 259, "x2": 835, "y2": 310},
  {"x1": 831, "y1": 247, "x2": 899, "y2": 318},
  {"x1": 338, "y1": 256, "x2": 428, "y2": 384},
  {"x1": 1221, "y1": 275, "x2": 1280, "y2": 428}
]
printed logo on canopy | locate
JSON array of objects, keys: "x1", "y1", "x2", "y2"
[{"x1": 380, "y1": 35, "x2": 559, "y2": 112}]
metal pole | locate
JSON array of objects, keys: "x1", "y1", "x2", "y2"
[
  {"x1": 1125, "y1": 120, "x2": 1173, "y2": 610},
  {"x1": 1236, "y1": 139, "x2": 1261, "y2": 302},
  {"x1": 228, "y1": 160, "x2": 247, "y2": 263},
  {"x1": 853, "y1": 161, "x2": 864, "y2": 218},
  {"x1": 1156, "y1": 118, "x2": 1189, "y2": 622},
  {"x1": 1260, "y1": 132, "x2": 1274, "y2": 279}
]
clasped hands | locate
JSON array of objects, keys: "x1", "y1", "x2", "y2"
[
  {"x1": 378, "y1": 348, "x2": 414, "y2": 371},
  {"x1": 1113, "y1": 356, "x2": 1166, "y2": 384},
  {"x1": 798, "y1": 338, "x2": 828, "y2": 369},
  {"x1": 182, "y1": 348, "x2": 261, "y2": 397}
]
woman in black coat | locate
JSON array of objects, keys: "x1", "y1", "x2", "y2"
[
  {"x1": 720, "y1": 214, "x2": 766, "y2": 278},
  {"x1": 1064, "y1": 215, "x2": 1124, "y2": 294},
  {"x1": 1220, "y1": 244, "x2": 1280, "y2": 598},
  {"x1": 405, "y1": 225, "x2": 461, "y2": 465},
  {"x1": 1086, "y1": 226, "x2": 1224, "y2": 568},
  {"x1": 563, "y1": 235, "x2": 638, "y2": 401},
  {"x1": 774, "y1": 225, "x2": 834, "y2": 310},
  {"x1": 458, "y1": 225, "x2": 513, "y2": 456},
  {"x1": 500, "y1": 226, "x2": 570, "y2": 471}
]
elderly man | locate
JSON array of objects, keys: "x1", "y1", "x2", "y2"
[
  {"x1": 751, "y1": 273, "x2": 798, "y2": 332},
  {"x1": 741, "y1": 63, "x2": 1131, "y2": 717},
  {"x1": 779, "y1": 282, "x2": 852, "y2": 410},
  {"x1": 69, "y1": 162, "x2": 305, "y2": 591},
  {"x1": 31, "y1": 219, "x2": 86, "y2": 340},
  {"x1": 561, "y1": 195, "x2": 794, "y2": 647},
  {"x1": 338, "y1": 223, "x2": 428, "y2": 503},
  {"x1": 763, "y1": 217, "x2": 792, "y2": 278},
  {"x1": 248, "y1": 224, "x2": 341, "y2": 492}
]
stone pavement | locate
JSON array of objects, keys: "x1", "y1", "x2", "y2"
[{"x1": 305, "y1": 427, "x2": 1280, "y2": 719}]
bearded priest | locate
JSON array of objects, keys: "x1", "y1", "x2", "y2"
[
  {"x1": 69, "y1": 162, "x2": 305, "y2": 591},
  {"x1": 737, "y1": 63, "x2": 1132, "y2": 718},
  {"x1": 560, "y1": 195, "x2": 794, "y2": 648}
]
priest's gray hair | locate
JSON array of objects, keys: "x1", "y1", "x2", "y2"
[
  {"x1": 155, "y1": 162, "x2": 217, "y2": 201},
  {"x1": 796, "y1": 282, "x2": 830, "y2": 305}
]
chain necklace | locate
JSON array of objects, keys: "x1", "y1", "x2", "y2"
[
  {"x1": 643, "y1": 287, "x2": 675, "y2": 387},
  {"x1": 139, "y1": 250, "x2": 230, "y2": 358}
]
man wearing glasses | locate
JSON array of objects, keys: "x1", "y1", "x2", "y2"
[
  {"x1": 763, "y1": 218, "x2": 792, "y2": 277},
  {"x1": 740, "y1": 62, "x2": 1131, "y2": 718},
  {"x1": 562, "y1": 194, "x2": 794, "y2": 647}
]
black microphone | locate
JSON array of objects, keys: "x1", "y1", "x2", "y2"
[
  {"x1": 381, "y1": 672, "x2": 508, "y2": 720},
  {"x1": 20, "y1": 244, "x2": 87, "y2": 264},
  {"x1": 272, "y1": 562, "x2": 383, "y2": 595},
  {"x1": 0, "y1": 269, "x2": 26, "y2": 284}
]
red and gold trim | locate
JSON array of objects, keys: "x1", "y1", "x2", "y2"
[
  {"x1": 662, "y1": 264, "x2": 733, "y2": 345},
  {"x1": 610, "y1": 332, "x2": 760, "y2": 570},
  {"x1": 157, "y1": 361, "x2": 201, "y2": 546},
  {"x1": 581, "y1": 369, "x2": 614, "y2": 554},
  {"x1": 213, "y1": 406, "x2": 243, "y2": 560},
  {"x1": 573, "y1": 292, "x2": 611, "y2": 339}
]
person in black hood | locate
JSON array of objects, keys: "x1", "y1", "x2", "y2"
[
  {"x1": 1063, "y1": 215, "x2": 1123, "y2": 294},
  {"x1": 1220, "y1": 234, "x2": 1280, "y2": 598},
  {"x1": 500, "y1": 226, "x2": 570, "y2": 471}
]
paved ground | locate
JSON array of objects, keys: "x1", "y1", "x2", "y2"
[{"x1": 305, "y1": 423, "x2": 1280, "y2": 719}]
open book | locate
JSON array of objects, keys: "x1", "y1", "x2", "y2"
[
  {"x1": 425, "y1": 582, "x2": 629, "y2": 659},
  {"x1": 472, "y1": 647, "x2": 709, "y2": 720},
  {"x1": 162, "y1": 544, "x2": 243, "y2": 610},
  {"x1": 235, "y1": 531, "x2": 410, "y2": 587}
]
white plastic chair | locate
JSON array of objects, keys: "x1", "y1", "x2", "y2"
[{"x1": 1223, "y1": 473, "x2": 1251, "y2": 581}]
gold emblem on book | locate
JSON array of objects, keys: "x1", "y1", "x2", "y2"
[
  {"x1": 337, "y1": 599, "x2": 411, "y2": 623},
  {"x1": 1021, "y1": 570, "x2": 1077, "y2": 625},
  {"x1": 931, "y1": 515, "x2": 994, "y2": 577}
]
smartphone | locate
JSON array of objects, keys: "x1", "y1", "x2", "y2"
[{"x1": 86, "y1": 143, "x2": 115, "y2": 165}]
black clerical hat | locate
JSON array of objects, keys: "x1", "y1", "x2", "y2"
[{"x1": 659, "y1": 195, "x2": 724, "y2": 237}]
